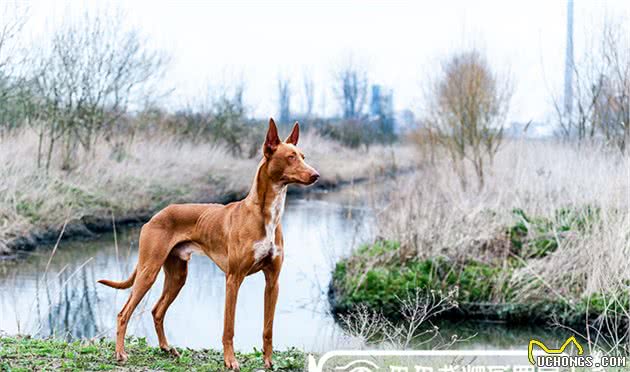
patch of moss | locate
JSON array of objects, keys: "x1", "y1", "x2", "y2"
[{"x1": 0, "y1": 336, "x2": 305, "y2": 371}]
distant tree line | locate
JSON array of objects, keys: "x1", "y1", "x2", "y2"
[
  {"x1": 272, "y1": 59, "x2": 398, "y2": 149},
  {"x1": 1, "y1": 4, "x2": 626, "y2": 180},
  {"x1": 0, "y1": 6, "x2": 400, "y2": 172}
]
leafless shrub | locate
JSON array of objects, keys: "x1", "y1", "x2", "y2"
[
  {"x1": 385, "y1": 288, "x2": 460, "y2": 349},
  {"x1": 339, "y1": 304, "x2": 385, "y2": 346},
  {"x1": 339, "y1": 288, "x2": 460, "y2": 349},
  {"x1": 424, "y1": 50, "x2": 513, "y2": 190}
]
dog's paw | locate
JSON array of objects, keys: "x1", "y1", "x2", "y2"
[
  {"x1": 169, "y1": 347, "x2": 181, "y2": 358},
  {"x1": 224, "y1": 355, "x2": 240, "y2": 371},
  {"x1": 263, "y1": 357, "x2": 273, "y2": 369},
  {"x1": 115, "y1": 351, "x2": 128, "y2": 363},
  {"x1": 161, "y1": 346, "x2": 181, "y2": 358}
]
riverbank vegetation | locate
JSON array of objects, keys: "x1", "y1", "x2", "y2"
[
  {"x1": 0, "y1": 129, "x2": 415, "y2": 256},
  {"x1": 331, "y1": 139, "x2": 629, "y2": 351},
  {"x1": 331, "y1": 19, "x2": 629, "y2": 352},
  {"x1": 0, "y1": 336, "x2": 305, "y2": 371}
]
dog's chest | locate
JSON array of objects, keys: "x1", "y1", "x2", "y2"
[{"x1": 253, "y1": 186, "x2": 287, "y2": 261}]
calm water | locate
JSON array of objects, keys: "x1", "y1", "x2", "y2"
[{"x1": 0, "y1": 187, "x2": 566, "y2": 352}]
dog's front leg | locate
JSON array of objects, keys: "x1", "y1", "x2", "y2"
[
  {"x1": 223, "y1": 273, "x2": 244, "y2": 370},
  {"x1": 262, "y1": 263, "x2": 281, "y2": 368}
]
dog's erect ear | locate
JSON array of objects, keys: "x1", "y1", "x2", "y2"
[
  {"x1": 264, "y1": 118, "x2": 281, "y2": 157},
  {"x1": 285, "y1": 121, "x2": 299, "y2": 145}
]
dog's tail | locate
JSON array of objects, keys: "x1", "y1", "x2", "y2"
[{"x1": 97, "y1": 267, "x2": 137, "y2": 289}]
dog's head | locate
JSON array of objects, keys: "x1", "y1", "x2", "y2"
[{"x1": 263, "y1": 118, "x2": 319, "y2": 186}]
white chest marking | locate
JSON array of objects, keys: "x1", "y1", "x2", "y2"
[{"x1": 253, "y1": 185, "x2": 287, "y2": 261}]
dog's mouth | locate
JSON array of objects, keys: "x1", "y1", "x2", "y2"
[
  {"x1": 282, "y1": 170, "x2": 320, "y2": 186},
  {"x1": 306, "y1": 172, "x2": 320, "y2": 185},
  {"x1": 296, "y1": 172, "x2": 320, "y2": 186}
]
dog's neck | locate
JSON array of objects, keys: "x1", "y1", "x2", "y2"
[{"x1": 246, "y1": 158, "x2": 287, "y2": 227}]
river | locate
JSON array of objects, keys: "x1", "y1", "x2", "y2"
[{"x1": 0, "y1": 185, "x2": 566, "y2": 352}]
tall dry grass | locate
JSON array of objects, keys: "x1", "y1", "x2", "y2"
[
  {"x1": 0, "y1": 129, "x2": 417, "y2": 252},
  {"x1": 376, "y1": 139, "x2": 629, "y2": 301}
]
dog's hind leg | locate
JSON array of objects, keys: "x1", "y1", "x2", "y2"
[
  {"x1": 115, "y1": 265, "x2": 161, "y2": 362},
  {"x1": 152, "y1": 252, "x2": 188, "y2": 357},
  {"x1": 114, "y1": 227, "x2": 170, "y2": 363}
]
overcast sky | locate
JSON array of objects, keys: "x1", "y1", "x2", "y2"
[{"x1": 22, "y1": 0, "x2": 630, "y2": 123}]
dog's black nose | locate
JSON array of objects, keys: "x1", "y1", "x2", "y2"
[{"x1": 309, "y1": 172, "x2": 320, "y2": 184}]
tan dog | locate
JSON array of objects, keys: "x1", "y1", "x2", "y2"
[{"x1": 98, "y1": 118, "x2": 319, "y2": 370}]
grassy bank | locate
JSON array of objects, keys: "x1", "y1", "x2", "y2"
[
  {"x1": 0, "y1": 336, "x2": 305, "y2": 371},
  {"x1": 330, "y1": 140, "x2": 629, "y2": 336},
  {"x1": 0, "y1": 130, "x2": 416, "y2": 257},
  {"x1": 330, "y1": 239, "x2": 626, "y2": 326}
]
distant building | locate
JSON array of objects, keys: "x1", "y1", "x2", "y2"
[
  {"x1": 370, "y1": 85, "x2": 380, "y2": 117},
  {"x1": 394, "y1": 109, "x2": 416, "y2": 134},
  {"x1": 369, "y1": 85, "x2": 394, "y2": 119},
  {"x1": 369, "y1": 84, "x2": 396, "y2": 141}
]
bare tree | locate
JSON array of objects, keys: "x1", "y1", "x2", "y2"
[
  {"x1": 425, "y1": 50, "x2": 513, "y2": 191},
  {"x1": 601, "y1": 18, "x2": 630, "y2": 151},
  {"x1": 302, "y1": 71, "x2": 315, "y2": 118},
  {"x1": 277, "y1": 75, "x2": 291, "y2": 124},
  {"x1": 333, "y1": 59, "x2": 368, "y2": 119},
  {"x1": 0, "y1": 2, "x2": 29, "y2": 133},
  {"x1": 555, "y1": 16, "x2": 630, "y2": 152},
  {"x1": 30, "y1": 9, "x2": 168, "y2": 170},
  {"x1": 0, "y1": 2, "x2": 28, "y2": 72}
]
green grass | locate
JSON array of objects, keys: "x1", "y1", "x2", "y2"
[
  {"x1": 331, "y1": 209, "x2": 627, "y2": 326},
  {"x1": 331, "y1": 250, "x2": 514, "y2": 318},
  {"x1": 508, "y1": 207, "x2": 600, "y2": 259},
  {"x1": 0, "y1": 336, "x2": 306, "y2": 371}
]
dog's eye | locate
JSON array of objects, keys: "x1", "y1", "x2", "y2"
[{"x1": 287, "y1": 155, "x2": 296, "y2": 161}]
